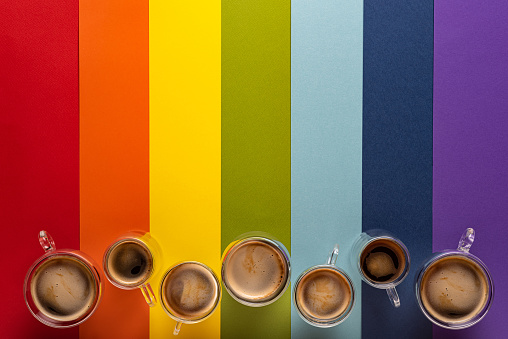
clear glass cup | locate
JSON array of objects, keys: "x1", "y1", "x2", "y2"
[
  {"x1": 349, "y1": 229, "x2": 410, "y2": 307},
  {"x1": 24, "y1": 230, "x2": 103, "y2": 328},
  {"x1": 103, "y1": 231, "x2": 161, "y2": 306},
  {"x1": 159, "y1": 261, "x2": 221, "y2": 335},
  {"x1": 293, "y1": 245, "x2": 355, "y2": 327},
  {"x1": 221, "y1": 232, "x2": 291, "y2": 307},
  {"x1": 415, "y1": 228, "x2": 494, "y2": 329}
]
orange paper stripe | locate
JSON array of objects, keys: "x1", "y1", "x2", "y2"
[{"x1": 79, "y1": 0, "x2": 149, "y2": 338}]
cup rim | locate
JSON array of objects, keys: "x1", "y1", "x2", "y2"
[
  {"x1": 293, "y1": 264, "x2": 356, "y2": 328},
  {"x1": 357, "y1": 236, "x2": 410, "y2": 289},
  {"x1": 24, "y1": 251, "x2": 103, "y2": 328},
  {"x1": 103, "y1": 237, "x2": 155, "y2": 289},
  {"x1": 415, "y1": 251, "x2": 495, "y2": 329},
  {"x1": 159, "y1": 261, "x2": 221, "y2": 325},
  {"x1": 221, "y1": 236, "x2": 291, "y2": 307}
]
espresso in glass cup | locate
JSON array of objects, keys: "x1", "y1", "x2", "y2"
[
  {"x1": 160, "y1": 261, "x2": 221, "y2": 335},
  {"x1": 415, "y1": 228, "x2": 494, "y2": 329},
  {"x1": 350, "y1": 229, "x2": 410, "y2": 307},
  {"x1": 293, "y1": 245, "x2": 355, "y2": 327},
  {"x1": 24, "y1": 231, "x2": 103, "y2": 328},
  {"x1": 103, "y1": 231, "x2": 160, "y2": 306},
  {"x1": 221, "y1": 233, "x2": 291, "y2": 307}
]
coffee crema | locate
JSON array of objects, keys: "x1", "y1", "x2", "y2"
[
  {"x1": 420, "y1": 255, "x2": 489, "y2": 324},
  {"x1": 30, "y1": 255, "x2": 97, "y2": 322},
  {"x1": 360, "y1": 238, "x2": 406, "y2": 283},
  {"x1": 296, "y1": 268, "x2": 352, "y2": 322},
  {"x1": 161, "y1": 263, "x2": 219, "y2": 321},
  {"x1": 223, "y1": 239, "x2": 289, "y2": 303},
  {"x1": 105, "y1": 240, "x2": 153, "y2": 287}
]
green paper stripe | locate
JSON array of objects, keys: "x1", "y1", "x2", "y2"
[{"x1": 221, "y1": 1, "x2": 291, "y2": 338}]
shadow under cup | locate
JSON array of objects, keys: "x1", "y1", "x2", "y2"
[{"x1": 416, "y1": 252, "x2": 494, "y2": 329}]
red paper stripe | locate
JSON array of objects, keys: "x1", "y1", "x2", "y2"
[{"x1": 0, "y1": 0, "x2": 80, "y2": 337}]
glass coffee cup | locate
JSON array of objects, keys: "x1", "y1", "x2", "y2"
[
  {"x1": 415, "y1": 228, "x2": 494, "y2": 329},
  {"x1": 103, "y1": 231, "x2": 161, "y2": 306},
  {"x1": 350, "y1": 229, "x2": 410, "y2": 307},
  {"x1": 293, "y1": 245, "x2": 355, "y2": 327},
  {"x1": 159, "y1": 261, "x2": 221, "y2": 335},
  {"x1": 24, "y1": 230, "x2": 103, "y2": 328},
  {"x1": 221, "y1": 233, "x2": 291, "y2": 307}
]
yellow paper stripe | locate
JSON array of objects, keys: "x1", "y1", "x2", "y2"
[{"x1": 149, "y1": 1, "x2": 221, "y2": 338}]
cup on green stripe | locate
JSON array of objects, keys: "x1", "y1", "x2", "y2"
[
  {"x1": 221, "y1": 233, "x2": 291, "y2": 307},
  {"x1": 350, "y1": 229, "x2": 410, "y2": 308},
  {"x1": 293, "y1": 245, "x2": 355, "y2": 327}
]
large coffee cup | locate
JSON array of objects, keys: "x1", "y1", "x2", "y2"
[
  {"x1": 103, "y1": 231, "x2": 161, "y2": 306},
  {"x1": 24, "y1": 231, "x2": 103, "y2": 328},
  {"x1": 221, "y1": 233, "x2": 291, "y2": 307},
  {"x1": 415, "y1": 228, "x2": 494, "y2": 329},
  {"x1": 293, "y1": 245, "x2": 355, "y2": 327}
]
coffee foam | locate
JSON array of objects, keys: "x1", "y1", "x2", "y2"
[
  {"x1": 31, "y1": 256, "x2": 96, "y2": 322},
  {"x1": 296, "y1": 268, "x2": 352, "y2": 321},
  {"x1": 162, "y1": 263, "x2": 219, "y2": 321},
  {"x1": 106, "y1": 240, "x2": 152, "y2": 287},
  {"x1": 224, "y1": 239, "x2": 288, "y2": 302},
  {"x1": 420, "y1": 256, "x2": 489, "y2": 324},
  {"x1": 361, "y1": 238, "x2": 406, "y2": 283}
]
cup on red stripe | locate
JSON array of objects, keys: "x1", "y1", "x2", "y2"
[
  {"x1": 103, "y1": 231, "x2": 161, "y2": 306},
  {"x1": 221, "y1": 232, "x2": 291, "y2": 307},
  {"x1": 24, "y1": 230, "x2": 103, "y2": 328},
  {"x1": 293, "y1": 245, "x2": 356, "y2": 327},
  {"x1": 415, "y1": 228, "x2": 494, "y2": 329},
  {"x1": 350, "y1": 229, "x2": 410, "y2": 308}
]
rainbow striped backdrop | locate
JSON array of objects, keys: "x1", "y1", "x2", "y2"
[{"x1": 1, "y1": 0, "x2": 507, "y2": 338}]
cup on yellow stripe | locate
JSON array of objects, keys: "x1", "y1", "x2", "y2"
[
  {"x1": 221, "y1": 232, "x2": 291, "y2": 307},
  {"x1": 159, "y1": 261, "x2": 221, "y2": 335},
  {"x1": 103, "y1": 231, "x2": 161, "y2": 306}
]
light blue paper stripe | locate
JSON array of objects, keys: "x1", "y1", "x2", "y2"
[{"x1": 291, "y1": 1, "x2": 363, "y2": 338}]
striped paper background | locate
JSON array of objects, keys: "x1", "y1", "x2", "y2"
[{"x1": 1, "y1": 0, "x2": 507, "y2": 338}]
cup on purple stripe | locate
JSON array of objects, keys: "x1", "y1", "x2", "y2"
[
  {"x1": 415, "y1": 228, "x2": 494, "y2": 329},
  {"x1": 350, "y1": 229, "x2": 410, "y2": 307},
  {"x1": 293, "y1": 245, "x2": 355, "y2": 327},
  {"x1": 24, "y1": 230, "x2": 103, "y2": 328},
  {"x1": 221, "y1": 232, "x2": 291, "y2": 307},
  {"x1": 103, "y1": 231, "x2": 161, "y2": 306}
]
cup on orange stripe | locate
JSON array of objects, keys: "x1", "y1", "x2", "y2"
[
  {"x1": 103, "y1": 231, "x2": 161, "y2": 306},
  {"x1": 159, "y1": 261, "x2": 221, "y2": 335},
  {"x1": 221, "y1": 232, "x2": 291, "y2": 307},
  {"x1": 24, "y1": 230, "x2": 103, "y2": 328}
]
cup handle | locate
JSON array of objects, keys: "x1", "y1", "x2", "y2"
[
  {"x1": 327, "y1": 244, "x2": 340, "y2": 266},
  {"x1": 457, "y1": 228, "x2": 475, "y2": 253},
  {"x1": 39, "y1": 230, "x2": 56, "y2": 252},
  {"x1": 386, "y1": 286, "x2": 400, "y2": 308},
  {"x1": 140, "y1": 282, "x2": 156, "y2": 307},
  {"x1": 173, "y1": 321, "x2": 182, "y2": 335}
]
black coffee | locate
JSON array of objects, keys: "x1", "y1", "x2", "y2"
[
  {"x1": 360, "y1": 239, "x2": 406, "y2": 283},
  {"x1": 105, "y1": 240, "x2": 153, "y2": 287}
]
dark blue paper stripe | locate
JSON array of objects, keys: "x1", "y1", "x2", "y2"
[{"x1": 362, "y1": 0, "x2": 433, "y2": 338}]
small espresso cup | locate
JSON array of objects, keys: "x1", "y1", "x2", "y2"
[
  {"x1": 415, "y1": 228, "x2": 494, "y2": 329},
  {"x1": 103, "y1": 231, "x2": 160, "y2": 306},
  {"x1": 159, "y1": 261, "x2": 221, "y2": 335},
  {"x1": 293, "y1": 245, "x2": 355, "y2": 327},
  {"x1": 350, "y1": 229, "x2": 410, "y2": 307},
  {"x1": 221, "y1": 233, "x2": 291, "y2": 307},
  {"x1": 24, "y1": 230, "x2": 103, "y2": 328}
]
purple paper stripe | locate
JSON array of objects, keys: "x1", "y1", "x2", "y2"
[{"x1": 433, "y1": 1, "x2": 508, "y2": 338}]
